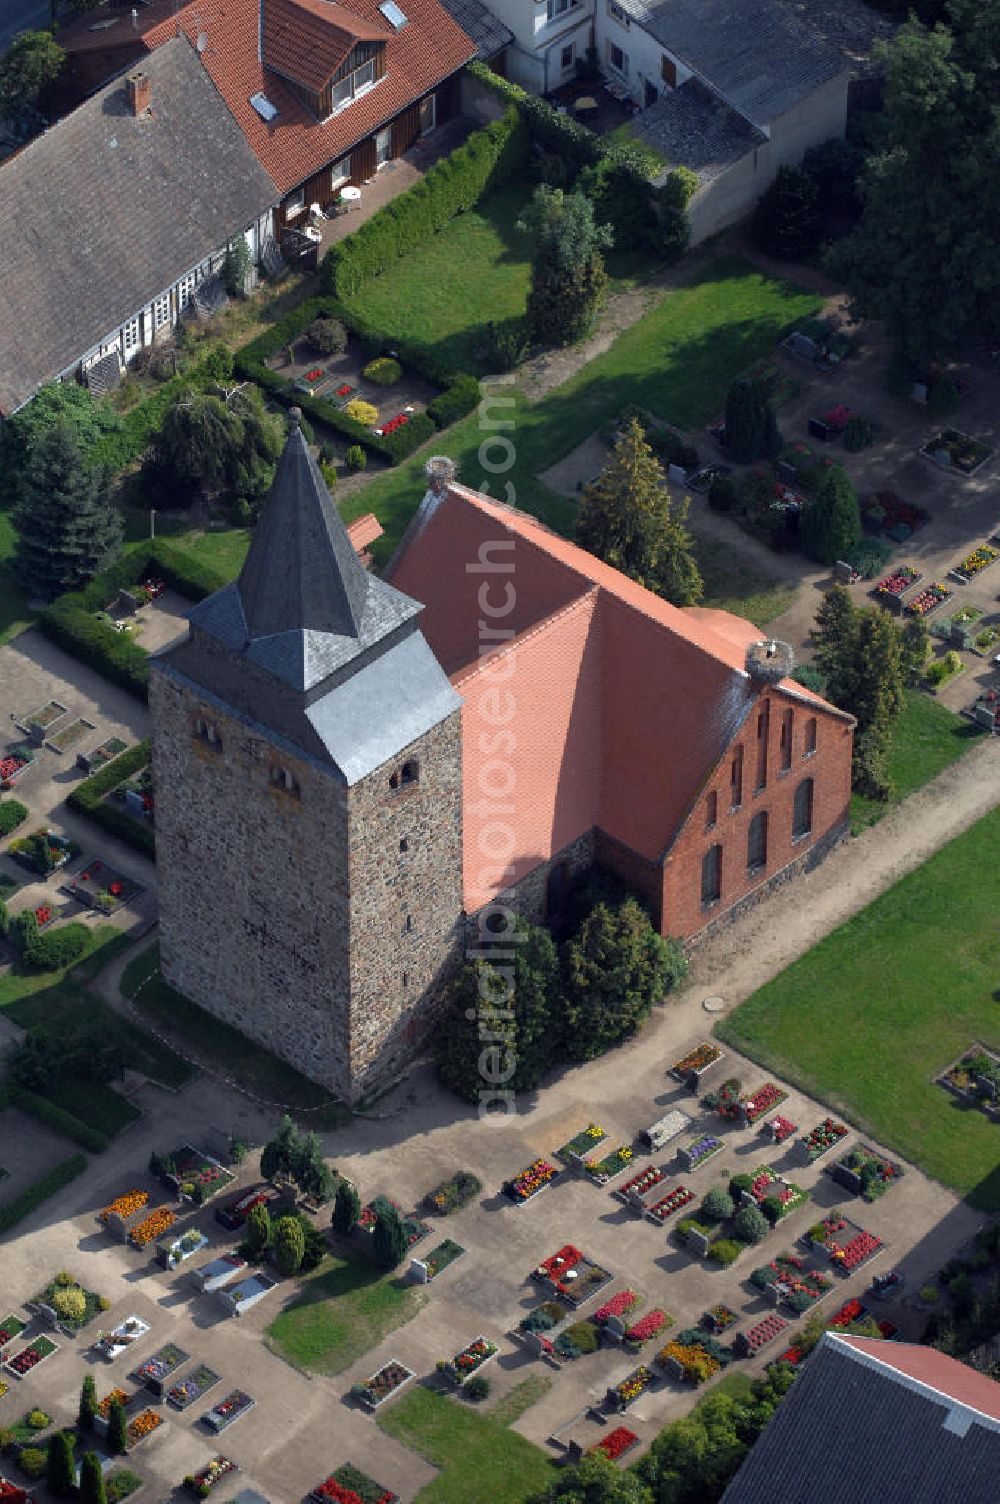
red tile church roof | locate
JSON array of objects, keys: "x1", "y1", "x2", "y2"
[
  {"x1": 389, "y1": 484, "x2": 847, "y2": 912},
  {"x1": 142, "y1": 0, "x2": 476, "y2": 193}
]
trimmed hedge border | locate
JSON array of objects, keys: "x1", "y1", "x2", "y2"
[
  {"x1": 7, "y1": 1084, "x2": 108, "y2": 1154},
  {"x1": 37, "y1": 544, "x2": 220, "y2": 705},
  {"x1": 67, "y1": 740, "x2": 154, "y2": 861},
  {"x1": 0, "y1": 1152, "x2": 89, "y2": 1234},
  {"x1": 0, "y1": 801, "x2": 29, "y2": 836}
]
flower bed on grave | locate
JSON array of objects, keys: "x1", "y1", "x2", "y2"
[
  {"x1": 439, "y1": 1335, "x2": 498, "y2": 1386},
  {"x1": 669, "y1": 1042, "x2": 723, "y2": 1082},
  {"x1": 533, "y1": 1246, "x2": 612, "y2": 1306},
  {"x1": 8, "y1": 828, "x2": 77, "y2": 874},
  {"x1": 130, "y1": 1343, "x2": 189, "y2": 1394},
  {"x1": 203, "y1": 1389, "x2": 254, "y2": 1433},
  {"x1": 875, "y1": 565, "x2": 921, "y2": 603},
  {"x1": 940, "y1": 1047, "x2": 1000, "y2": 1116},
  {"x1": 0, "y1": 1317, "x2": 26, "y2": 1351},
  {"x1": 359, "y1": 1198, "x2": 430, "y2": 1248},
  {"x1": 678, "y1": 1134, "x2": 724, "y2": 1173},
  {"x1": 646, "y1": 1186, "x2": 695, "y2": 1223},
  {"x1": 160, "y1": 1229, "x2": 208, "y2": 1270},
  {"x1": 422, "y1": 1240, "x2": 465, "y2": 1281},
  {"x1": 803, "y1": 1211, "x2": 853, "y2": 1250},
  {"x1": 624, "y1": 1310, "x2": 672, "y2": 1346},
  {"x1": 129, "y1": 1207, "x2": 176, "y2": 1249},
  {"x1": 311, "y1": 1464, "x2": 397, "y2": 1504},
  {"x1": 750, "y1": 1255, "x2": 833, "y2": 1313},
  {"x1": 152, "y1": 1146, "x2": 234, "y2": 1205},
  {"x1": 30, "y1": 1274, "x2": 103, "y2": 1333},
  {"x1": 608, "y1": 1365, "x2": 655, "y2": 1410},
  {"x1": 125, "y1": 1408, "x2": 161, "y2": 1449},
  {"x1": 703, "y1": 1077, "x2": 742, "y2": 1117},
  {"x1": 424, "y1": 1170, "x2": 480, "y2": 1216},
  {"x1": 0, "y1": 748, "x2": 31, "y2": 784},
  {"x1": 744, "y1": 1166, "x2": 807, "y2": 1220},
  {"x1": 825, "y1": 1229, "x2": 883, "y2": 1274},
  {"x1": 591, "y1": 1426, "x2": 640, "y2": 1463},
  {"x1": 798, "y1": 1118, "x2": 849, "y2": 1163},
  {"x1": 67, "y1": 858, "x2": 141, "y2": 914},
  {"x1": 954, "y1": 544, "x2": 999, "y2": 581},
  {"x1": 740, "y1": 1084, "x2": 787, "y2": 1126},
  {"x1": 734, "y1": 1314, "x2": 789, "y2": 1357},
  {"x1": 906, "y1": 582, "x2": 953, "y2": 617},
  {"x1": 100, "y1": 1191, "x2": 148, "y2": 1226},
  {"x1": 96, "y1": 1387, "x2": 130, "y2": 1422},
  {"x1": 827, "y1": 1296, "x2": 868, "y2": 1330},
  {"x1": 95, "y1": 1315, "x2": 150, "y2": 1362},
  {"x1": 614, "y1": 1166, "x2": 664, "y2": 1203},
  {"x1": 656, "y1": 1330, "x2": 730, "y2": 1384},
  {"x1": 921, "y1": 428, "x2": 993, "y2": 475},
  {"x1": 520, "y1": 1301, "x2": 566, "y2": 1336},
  {"x1": 831, "y1": 1145, "x2": 903, "y2": 1201},
  {"x1": 502, "y1": 1158, "x2": 557, "y2": 1205},
  {"x1": 354, "y1": 1360, "x2": 415, "y2": 1410},
  {"x1": 702, "y1": 1305, "x2": 738, "y2": 1335},
  {"x1": 184, "y1": 1456, "x2": 236, "y2": 1496},
  {"x1": 594, "y1": 1291, "x2": 641, "y2": 1326},
  {"x1": 168, "y1": 1365, "x2": 220, "y2": 1410},
  {"x1": 584, "y1": 1145, "x2": 634, "y2": 1184},
  {"x1": 761, "y1": 1114, "x2": 797, "y2": 1146},
  {"x1": 4, "y1": 1336, "x2": 57, "y2": 1377},
  {"x1": 555, "y1": 1123, "x2": 607, "y2": 1163}
]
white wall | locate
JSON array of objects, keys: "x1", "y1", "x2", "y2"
[
  {"x1": 593, "y1": 4, "x2": 691, "y2": 106},
  {"x1": 488, "y1": 0, "x2": 594, "y2": 93}
]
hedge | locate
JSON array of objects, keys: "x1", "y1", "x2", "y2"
[
  {"x1": 67, "y1": 741, "x2": 154, "y2": 860},
  {"x1": 24, "y1": 922, "x2": 91, "y2": 973},
  {"x1": 426, "y1": 374, "x2": 481, "y2": 428},
  {"x1": 8, "y1": 1085, "x2": 108, "y2": 1154},
  {"x1": 37, "y1": 545, "x2": 222, "y2": 704},
  {"x1": 0, "y1": 1153, "x2": 89, "y2": 1234},
  {"x1": 324, "y1": 106, "x2": 529, "y2": 298},
  {"x1": 0, "y1": 801, "x2": 29, "y2": 836}
]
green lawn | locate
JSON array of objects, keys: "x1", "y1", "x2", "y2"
[
  {"x1": 695, "y1": 545, "x2": 797, "y2": 629},
  {"x1": 120, "y1": 945, "x2": 349, "y2": 1129},
  {"x1": 376, "y1": 1383, "x2": 556, "y2": 1504},
  {"x1": 850, "y1": 691, "x2": 984, "y2": 832},
  {"x1": 266, "y1": 1252, "x2": 426, "y2": 1375},
  {"x1": 340, "y1": 182, "x2": 657, "y2": 378},
  {"x1": 717, "y1": 805, "x2": 1000, "y2": 1211}
]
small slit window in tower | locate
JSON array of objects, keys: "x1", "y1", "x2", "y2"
[
  {"x1": 400, "y1": 837, "x2": 409, "y2": 853},
  {"x1": 196, "y1": 717, "x2": 222, "y2": 750},
  {"x1": 270, "y1": 765, "x2": 300, "y2": 797}
]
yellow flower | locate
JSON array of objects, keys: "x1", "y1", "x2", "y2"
[{"x1": 588, "y1": 1124, "x2": 605, "y2": 1139}]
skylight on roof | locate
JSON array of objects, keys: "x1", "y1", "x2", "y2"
[
  {"x1": 250, "y1": 92, "x2": 279, "y2": 122},
  {"x1": 378, "y1": 1, "x2": 408, "y2": 28}
]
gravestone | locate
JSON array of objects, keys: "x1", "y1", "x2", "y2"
[
  {"x1": 833, "y1": 560, "x2": 855, "y2": 584},
  {"x1": 687, "y1": 1229, "x2": 710, "y2": 1258},
  {"x1": 408, "y1": 1258, "x2": 429, "y2": 1284},
  {"x1": 950, "y1": 624, "x2": 971, "y2": 649},
  {"x1": 776, "y1": 460, "x2": 797, "y2": 485},
  {"x1": 912, "y1": 382, "x2": 929, "y2": 404},
  {"x1": 667, "y1": 463, "x2": 687, "y2": 486},
  {"x1": 566, "y1": 1441, "x2": 583, "y2": 1463},
  {"x1": 974, "y1": 704, "x2": 996, "y2": 729},
  {"x1": 125, "y1": 789, "x2": 145, "y2": 816},
  {"x1": 808, "y1": 418, "x2": 831, "y2": 442},
  {"x1": 788, "y1": 333, "x2": 817, "y2": 362},
  {"x1": 118, "y1": 589, "x2": 140, "y2": 614},
  {"x1": 605, "y1": 1315, "x2": 626, "y2": 1342}
]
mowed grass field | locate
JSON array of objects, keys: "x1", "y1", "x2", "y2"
[{"x1": 717, "y1": 805, "x2": 1000, "y2": 1211}]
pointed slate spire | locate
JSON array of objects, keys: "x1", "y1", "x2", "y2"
[{"x1": 237, "y1": 408, "x2": 369, "y2": 642}]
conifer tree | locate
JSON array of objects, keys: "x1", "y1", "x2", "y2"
[
  {"x1": 332, "y1": 1179, "x2": 361, "y2": 1235},
  {"x1": 78, "y1": 1373, "x2": 97, "y2": 1432},
  {"x1": 46, "y1": 1430, "x2": 77, "y2": 1497},
  {"x1": 79, "y1": 1451, "x2": 108, "y2": 1504},
  {"x1": 519, "y1": 185, "x2": 613, "y2": 346},
  {"x1": 107, "y1": 1397, "x2": 128, "y2": 1456},
  {"x1": 272, "y1": 1214, "x2": 305, "y2": 1276},
  {"x1": 800, "y1": 464, "x2": 861, "y2": 565},
  {"x1": 244, "y1": 1201, "x2": 271, "y2": 1256},
  {"x1": 751, "y1": 165, "x2": 823, "y2": 259},
  {"x1": 561, "y1": 899, "x2": 685, "y2": 1061},
  {"x1": 14, "y1": 422, "x2": 122, "y2": 598},
  {"x1": 372, "y1": 1203, "x2": 408, "y2": 1270}
]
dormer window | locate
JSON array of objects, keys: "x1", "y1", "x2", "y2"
[
  {"x1": 329, "y1": 53, "x2": 377, "y2": 116},
  {"x1": 270, "y1": 764, "x2": 301, "y2": 798},
  {"x1": 195, "y1": 717, "x2": 222, "y2": 750}
]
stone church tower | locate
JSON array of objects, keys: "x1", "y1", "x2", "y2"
[{"x1": 149, "y1": 413, "x2": 464, "y2": 1102}]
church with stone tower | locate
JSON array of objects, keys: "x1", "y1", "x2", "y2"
[{"x1": 152, "y1": 416, "x2": 854, "y2": 1103}]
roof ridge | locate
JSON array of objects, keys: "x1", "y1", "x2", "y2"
[{"x1": 828, "y1": 1334, "x2": 1000, "y2": 1430}]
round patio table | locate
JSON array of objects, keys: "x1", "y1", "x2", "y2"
[
  {"x1": 339, "y1": 186, "x2": 362, "y2": 210},
  {"x1": 575, "y1": 96, "x2": 598, "y2": 113}
]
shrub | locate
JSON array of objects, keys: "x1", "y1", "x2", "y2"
[
  {"x1": 751, "y1": 165, "x2": 822, "y2": 259},
  {"x1": 484, "y1": 322, "x2": 530, "y2": 371},
  {"x1": 708, "y1": 473, "x2": 739, "y2": 513},
  {"x1": 343, "y1": 399, "x2": 377, "y2": 426},
  {"x1": 272, "y1": 1214, "x2": 306, "y2": 1276},
  {"x1": 20, "y1": 1448, "x2": 48, "y2": 1480},
  {"x1": 427, "y1": 373, "x2": 481, "y2": 428},
  {"x1": 0, "y1": 800, "x2": 28, "y2": 836},
  {"x1": 345, "y1": 445, "x2": 367, "y2": 472},
  {"x1": 728, "y1": 1173, "x2": 753, "y2": 1201},
  {"x1": 308, "y1": 317, "x2": 348, "y2": 356},
  {"x1": 700, "y1": 1187, "x2": 735, "y2": 1224},
  {"x1": 78, "y1": 1375, "x2": 97, "y2": 1432},
  {"x1": 107, "y1": 1397, "x2": 128, "y2": 1456},
  {"x1": 8, "y1": 1084, "x2": 108, "y2": 1152},
  {"x1": 919, "y1": 1284, "x2": 939, "y2": 1304},
  {"x1": 732, "y1": 1204, "x2": 770, "y2": 1245},
  {"x1": 67, "y1": 740, "x2": 153, "y2": 859},
  {"x1": 707, "y1": 1239, "x2": 741, "y2": 1267},
  {"x1": 332, "y1": 1179, "x2": 361, "y2": 1235},
  {"x1": 843, "y1": 414, "x2": 874, "y2": 451},
  {"x1": 40, "y1": 598, "x2": 150, "y2": 700},
  {"x1": 426, "y1": 1169, "x2": 481, "y2": 1215},
  {"x1": 791, "y1": 663, "x2": 827, "y2": 695},
  {"x1": 27, "y1": 1410, "x2": 50, "y2": 1429},
  {"x1": 372, "y1": 1203, "x2": 409, "y2": 1270},
  {"x1": 23, "y1": 922, "x2": 90, "y2": 973},
  {"x1": 760, "y1": 1195, "x2": 784, "y2": 1227},
  {"x1": 51, "y1": 1284, "x2": 87, "y2": 1321},
  {"x1": 464, "y1": 1375, "x2": 491, "y2": 1401},
  {"x1": 244, "y1": 1202, "x2": 271, "y2": 1256},
  {"x1": 363, "y1": 357, "x2": 402, "y2": 385},
  {"x1": 562, "y1": 1319, "x2": 599, "y2": 1354},
  {"x1": 47, "y1": 1429, "x2": 77, "y2": 1497}
]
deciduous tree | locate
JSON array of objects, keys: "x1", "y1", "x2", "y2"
[
  {"x1": 519, "y1": 185, "x2": 613, "y2": 345},
  {"x1": 0, "y1": 31, "x2": 64, "y2": 138}
]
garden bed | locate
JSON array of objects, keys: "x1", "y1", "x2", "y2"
[
  {"x1": 95, "y1": 1315, "x2": 150, "y2": 1362},
  {"x1": 218, "y1": 1272, "x2": 278, "y2": 1316},
  {"x1": 66, "y1": 858, "x2": 142, "y2": 915},
  {"x1": 750, "y1": 1254, "x2": 834, "y2": 1313},
  {"x1": 593, "y1": 1291, "x2": 641, "y2": 1328},
  {"x1": 8, "y1": 828, "x2": 77, "y2": 875},
  {"x1": 591, "y1": 1426, "x2": 640, "y2": 1464},
  {"x1": 311, "y1": 1464, "x2": 397, "y2": 1504},
  {"x1": 645, "y1": 1186, "x2": 695, "y2": 1224},
  {"x1": 555, "y1": 1123, "x2": 608, "y2": 1163},
  {"x1": 438, "y1": 1335, "x2": 498, "y2": 1387},
  {"x1": 669, "y1": 1042, "x2": 723, "y2": 1085},
  {"x1": 532, "y1": 1245, "x2": 613, "y2": 1307},
  {"x1": 583, "y1": 1144, "x2": 635, "y2": 1185},
  {"x1": 829, "y1": 1144, "x2": 903, "y2": 1201},
  {"x1": 796, "y1": 1117, "x2": 849, "y2": 1165},
  {"x1": 874, "y1": 565, "x2": 921, "y2": 608},
  {"x1": 152, "y1": 1144, "x2": 234, "y2": 1205},
  {"x1": 128, "y1": 1208, "x2": 175, "y2": 1250},
  {"x1": 0, "y1": 746, "x2": 32, "y2": 784},
  {"x1": 623, "y1": 1309, "x2": 672, "y2": 1347},
  {"x1": 417, "y1": 1239, "x2": 465, "y2": 1282},
  {"x1": 655, "y1": 1330, "x2": 730, "y2": 1384},
  {"x1": 701, "y1": 1304, "x2": 738, "y2": 1335},
  {"x1": 19, "y1": 699, "x2": 66, "y2": 733},
  {"x1": 938, "y1": 1045, "x2": 1000, "y2": 1118},
  {"x1": 130, "y1": 1343, "x2": 190, "y2": 1396},
  {"x1": 738, "y1": 1083, "x2": 788, "y2": 1126},
  {"x1": 167, "y1": 1365, "x2": 220, "y2": 1410},
  {"x1": 354, "y1": 1360, "x2": 415, "y2": 1410},
  {"x1": 190, "y1": 1254, "x2": 247, "y2": 1292},
  {"x1": 921, "y1": 428, "x2": 993, "y2": 476},
  {"x1": 760, "y1": 1114, "x2": 797, "y2": 1146},
  {"x1": 607, "y1": 1364, "x2": 655, "y2": 1411},
  {"x1": 906, "y1": 582, "x2": 953, "y2": 618},
  {"x1": 158, "y1": 1229, "x2": 208, "y2": 1270},
  {"x1": 95, "y1": 1387, "x2": 130, "y2": 1427},
  {"x1": 734, "y1": 1313, "x2": 789, "y2": 1357},
  {"x1": 99, "y1": 1190, "x2": 148, "y2": 1229},
  {"x1": 742, "y1": 1166, "x2": 807, "y2": 1219},
  {"x1": 677, "y1": 1134, "x2": 724, "y2": 1173},
  {"x1": 202, "y1": 1389, "x2": 255, "y2": 1433},
  {"x1": 106, "y1": 1468, "x2": 143, "y2": 1504},
  {"x1": 3, "y1": 1335, "x2": 57, "y2": 1378},
  {"x1": 501, "y1": 1158, "x2": 558, "y2": 1205},
  {"x1": 30, "y1": 1274, "x2": 103, "y2": 1334},
  {"x1": 81, "y1": 736, "x2": 129, "y2": 774},
  {"x1": 46, "y1": 717, "x2": 95, "y2": 754},
  {"x1": 0, "y1": 1316, "x2": 25, "y2": 1351},
  {"x1": 614, "y1": 1165, "x2": 665, "y2": 1204},
  {"x1": 184, "y1": 1456, "x2": 236, "y2": 1495},
  {"x1": 424, "y1": 1170, "x2": 480, "y2": 1216},
  {"x1": 952, "y1": 544, "x2": 999, "y2": 582},
  {"x1": 970, "y1": 622, "x2": 1000, "y2": 657}
]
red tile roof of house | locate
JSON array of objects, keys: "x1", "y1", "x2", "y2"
[
  {"x1": 346, "y1": 512, "x2": 384, "y2": 552},
  {"x1": 835, "y1": 1336, "x2": 1000, "y2": 1423},
  {"x1": 142, "y1": 0, "x2": 476, "y2": 192},
  {"x1": 389, "y1": 483, "x2": 848, "y2": 911},
  {"x1": 263, "y1": 0, "x2": 390, "y2": 94}
]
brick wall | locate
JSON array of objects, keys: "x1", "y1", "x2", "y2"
[{"x1": 661, "y1": 688, "x2": 853, "y2": 939}]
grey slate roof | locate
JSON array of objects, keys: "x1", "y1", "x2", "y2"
[
  {"x1": 0, "y1": 36, "x2": 277, "y2": 415},
  {"x1": 632, "y1": 78, "x2": 765, "y2": 187},
  {"x1": 617, "y1": 0, "x2": 847, "y2": 126},
  {"x1": 720, "y1": 1334, "x2": 1000, "y2": 1504},
  {"x1": 438, "y1": 0, "x2": 513, "y2": 59},
  {"x1": 166, "y1": 417, "x2": 461, "y2": 785}
]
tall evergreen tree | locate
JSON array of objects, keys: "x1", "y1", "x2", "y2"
[
  {"x1": 78, "y1": 1451, "x2": 108, "y2": 1504},
  {"x1": 848, "y1": 609, "x2": 905, "y2": 737},
  {"x1": 899, "y1": 613, "x2": 930, "y2": 684},
  {"x1": 78, "y1": 1373, "x2": 97, "y2": 1432},
  {"x1": 260, "y1": 1114, "x2": 299, "y2": 1181},
  {"x1": 372, "y1": 1203, "x2": 408, "y2": 1270},
  {"x1": 13, "y1": 422, "x2": 122, "y2": 598},
  {"x1": 46, "y1": 1430, "x2": 77, "y2": 1497},
  {"x1": 107, "y1": 1397, "x2": 128, "y2": 1456},
  {"x1": 724, "y1": 379, "x2": 764, "y2": 462},
  {"x1": 576, "y1": 417, "x2": 703, "y2": 604},
  {"x1": 244, "y1": 1201, "x2": 271, "y2": 1256},
  {"x1": 561, "y1": 899, "x2": 685, "y2": 1061},
  {"x1": 800, "y1": 463, "x2": 861, "y2": 566},
  {"x1": 751, "y1": 165, "x2": 823, "y2": 259},
  {"x1": 331, "y1": 1179, "x2": 361, "y2": 1235},
  {"x1": 519, "y1": 185, "x2": 614, "y2": 346},
  {"x1": 272, "y1": 1214, "x2": 305, "y2": 1276},
  {"x1": 812, "y1": 585, "x2": 857, "y2": 697}
]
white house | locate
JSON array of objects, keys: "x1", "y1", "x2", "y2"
[{"x1": 485, "y1": 0, "x2": 596, "y2": 93}]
